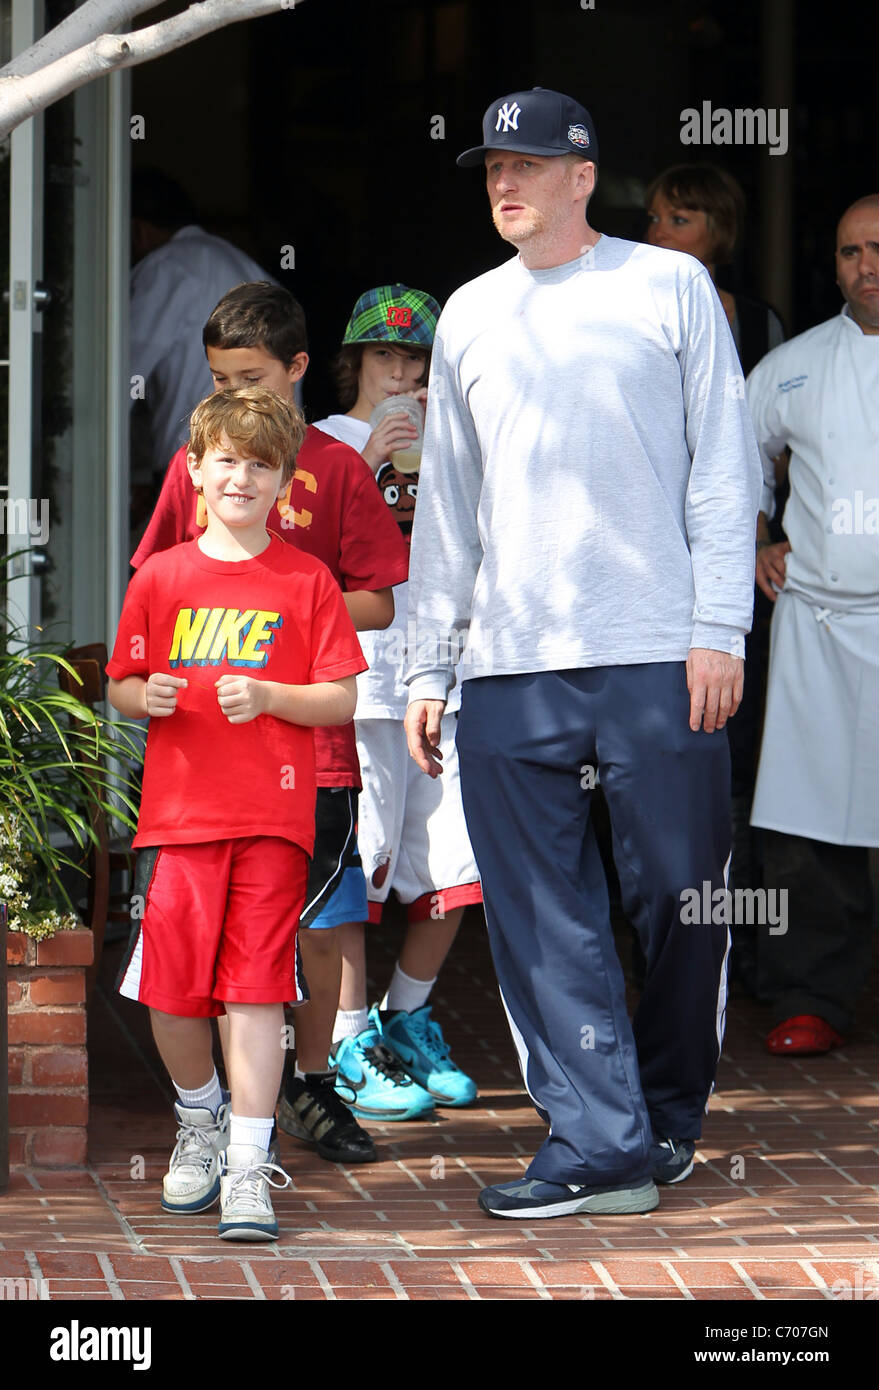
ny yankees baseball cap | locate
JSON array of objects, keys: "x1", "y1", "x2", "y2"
[
  {"x1": 342, "y1": 284, "x2": 441, "y2": 349},
  {"x1": 457, "y1": 87, "x2": 598, "y2": 167}
]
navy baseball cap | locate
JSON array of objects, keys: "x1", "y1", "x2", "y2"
[{"x1": 457, "y1": 87, "x2": 598, "y2": 168}]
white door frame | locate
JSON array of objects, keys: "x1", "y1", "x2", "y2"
[
  {"x1": 69, "y1": 67, "x2": 130, "y2": 654},
  {"x1": 5, "y1": 0, "x2": 130, "y2": 651},
  {"x1": 105, "y1": 68, "x2": 130, "y2": 647},
  {"x1": 5, "y1": 0, "x2": 45, "y2": 639}
]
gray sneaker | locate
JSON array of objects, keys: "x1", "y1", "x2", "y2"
[
  {"x1": 161, "y1": 1100, "x2": 230, "y2": 1213},
  {"x1": 478, "y1": 1177, "x2": 659, "y2": 1219},
  {"x1": 217, "y1": 1143, "x2": 292, "y2": 1242}
]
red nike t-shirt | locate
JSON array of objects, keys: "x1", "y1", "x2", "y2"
[
  {"x1": 107, "y1": 535, "x2": 367, "y2": 852},
  {"x1": 131, "y1": 425, "x2": 409, "y2": 787}
]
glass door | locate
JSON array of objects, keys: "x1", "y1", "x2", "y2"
[{"x1": 3, "y1": 0, "x2": 130, "y2": 652}]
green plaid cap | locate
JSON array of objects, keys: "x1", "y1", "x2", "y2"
[{"x1": 342, "y1": 284, "x2": 441, "y2": 348}]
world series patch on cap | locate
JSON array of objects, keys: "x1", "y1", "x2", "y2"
[
  {"x1": 457, "y1": 87, "x2": 599, "y2": 168},
  {"x1": 342, "y1": 284, "x2": 441, "y2": 348}
]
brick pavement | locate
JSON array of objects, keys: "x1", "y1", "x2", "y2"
[{"x1": 2, "y1": 905, "x2": 878, "y2": 1303}]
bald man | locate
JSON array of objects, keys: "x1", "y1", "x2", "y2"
[{"x1": 746, "y1": 195, "x2": 879, "y2": 1055}]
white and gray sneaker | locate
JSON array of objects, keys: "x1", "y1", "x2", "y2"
[
  {"x1": 162, "y1": 1099, "x2": 231, "y2": 1213},
  {"x1": 477, "y1": 1176, "x2": 659, "y2": 1219},
  {"x1": 217, "y1": 1143, "x2": 292, "y2": 1242}
]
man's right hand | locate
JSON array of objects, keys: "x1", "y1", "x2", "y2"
[
  {"x1": 756, "y1": 541, "x2": 791, "y2": 602},
  {"x1": 405, "y1": 699, "x2": 447, "y2": 777}
]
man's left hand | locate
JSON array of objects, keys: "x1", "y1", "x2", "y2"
[
  {"x1": 405, "y1": 699, "x2": 446, "y2": 777},
  {"x1": 686, "y1": 648, "x2": 744, "y2": 733}
]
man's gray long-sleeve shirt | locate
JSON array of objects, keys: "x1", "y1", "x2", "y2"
[{"x1": 404, "y1": 236, "x2": 763, "y2": 703}]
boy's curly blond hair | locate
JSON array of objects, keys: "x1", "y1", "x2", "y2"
[{"x1": 189, "y1": 386, "x2": 306, "y2": 486}]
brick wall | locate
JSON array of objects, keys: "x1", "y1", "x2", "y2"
[{"x1": 6, "y1": 928, "x2": 93, "y2": 1167}]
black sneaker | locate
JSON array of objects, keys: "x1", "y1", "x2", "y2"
[
  {"x1": 277, "y1": 1071, "x2": 377, "y2": 1164},
  {"x1": 650, "y1": 1137, "x2": 696, "y2": 1184}
]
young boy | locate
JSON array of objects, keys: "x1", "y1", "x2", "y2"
[
  {"x1": 313, "y1": 285, "x2": 482, "y2": 1118},
  {"x1": 108, "y1": 386, "x2": 366, "y2": 1241},
  {"x1": 133, "y1": 283, "x2": 415, "y2": 1163}
]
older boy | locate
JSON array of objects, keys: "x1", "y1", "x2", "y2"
[{"x1": 109, "y1": 386, "x2": 366, "y2": 1240}]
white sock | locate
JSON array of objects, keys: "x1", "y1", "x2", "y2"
[
  {"x1": 333, "y1": 1008, "x2": 369, "y2": 1043},
  {"x1": 229, "y1": 1113, "x2": 274, "y2": 1153},
  {"x1": 382, "y1": 963, "x2": 436, "y2": 1014},
  {"x1": 173, "y1": 1070, "x2": 223, "y2": 1116}
]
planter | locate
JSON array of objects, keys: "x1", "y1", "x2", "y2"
[{"x1": 6, "y1": 927, "x2": 93, "y2": 1167}]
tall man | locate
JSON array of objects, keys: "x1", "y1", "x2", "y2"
[
  {"x1": 404, "y1": 89, "x2": 762, "y2": 1218},
  {"x1": 748, "y1": 195, "x2": 879, "y2": 1056}
]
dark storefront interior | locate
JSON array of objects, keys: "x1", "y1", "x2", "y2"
[{"x1": 129, "y1": 0, "x2": 878, "y2": 424}]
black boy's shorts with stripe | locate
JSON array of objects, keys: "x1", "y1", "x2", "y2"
[{"x1": 299, "y1": 787, "x2": 366, "y2": 929}]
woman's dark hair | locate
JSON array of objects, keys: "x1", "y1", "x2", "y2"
[{"x1": 645, "y1": 163, "x2": 746, "y2": 265}]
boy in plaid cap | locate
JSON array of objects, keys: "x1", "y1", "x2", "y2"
[{"x1": 313, "y1": 284, "x2": 483, "y2": 1119}]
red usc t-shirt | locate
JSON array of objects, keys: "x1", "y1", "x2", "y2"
[
  {"x1": 131, "y1": 425, "x2": 409, "y2": 787},
  {"x1": 107, "y1": 536, "x2": 367, "y2": 852}
]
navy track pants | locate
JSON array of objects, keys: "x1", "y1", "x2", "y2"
[{"x1": 455, "y1": 664, "x2": 732, "y2": 1187}]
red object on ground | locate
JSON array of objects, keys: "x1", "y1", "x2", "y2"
[{"x1": 765, "y1": 1014, "x2": 846, "y2": 1056}]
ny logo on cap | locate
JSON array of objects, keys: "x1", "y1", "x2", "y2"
[
  {"x1": 495, "y1": 101, "x2": 522, "y2": 133},
  {"x1": 387, "y1": 305, "x2": 412, "y2": 328}
]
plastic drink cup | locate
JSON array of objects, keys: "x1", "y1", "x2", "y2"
[{"x1": 369, "y1": 394, "x2": 423, "y2": 473}]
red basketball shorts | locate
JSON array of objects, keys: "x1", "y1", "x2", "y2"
[{"x1": 116, "y1": 836, "x2": 309, "y2": 1017}]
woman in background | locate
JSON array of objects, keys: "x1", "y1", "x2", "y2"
[
  {"x1": 645, "y1": 162, "x2": 785, "y2": 372},
  {"x1": 644, "y1": 163, "x2": 786, "y2": 992}
]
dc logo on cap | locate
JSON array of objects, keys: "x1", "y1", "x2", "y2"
[
  {"x1": 568, "y1": 124, "x2": 590, "y2": 148},
  {"x1": 387, "y1": 305, "x2": 412, "y2": 328},
  {"x1": 495, "y1": 101, "x2": 522, "y2": 133}
]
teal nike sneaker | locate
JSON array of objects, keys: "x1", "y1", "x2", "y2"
[
  {"x1": 375, "y1": 1003, "x2": 478, "y2": 1107},
  {"x1": 331, "y1": 1024, "x2": 435, "y2": 1121}
]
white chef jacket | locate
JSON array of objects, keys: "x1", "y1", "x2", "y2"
[
  {"x1": 130, "y1": 226, "x2": 275, "y2": 477},
  {"x1": 747, "y1": 306, "x2": 879, "y2": 844}
]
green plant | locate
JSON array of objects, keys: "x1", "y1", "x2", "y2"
[{"x1": 1, "y1": 553, "x2": 143, "y2": 938}]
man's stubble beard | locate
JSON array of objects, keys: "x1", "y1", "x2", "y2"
[
  {"x1": 849, "y1": 289, "x2": 879, "y2": 332},
  {"x1": 491, "y1": 203, "x2": 545, "y2": 246}
]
